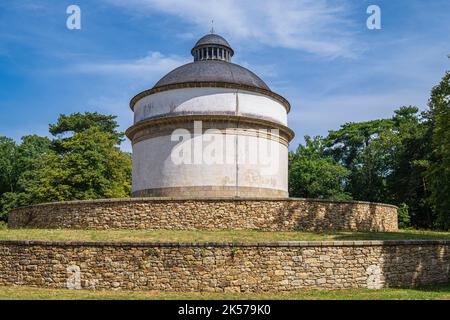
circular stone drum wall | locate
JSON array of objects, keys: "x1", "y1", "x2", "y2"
[
  {"x1": 127, "y1": 85, "x2": 294, "y2": 199},
  {"x1": 130, "y1": 118, "x2": 290, "y2": 198},
  {"x1": 8, "y1": 198, "x2": 398, "y2": 231},
  {"x1": 133, "y1": 87, "x2": 289, "y2": 125}
]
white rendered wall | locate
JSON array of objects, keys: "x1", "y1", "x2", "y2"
[
  {"x1": 132, "y1": 132, "x2": 288, "y2": 194},
  {"x1": 133, "y1": 88, "x2": 287, "y2": 125}
]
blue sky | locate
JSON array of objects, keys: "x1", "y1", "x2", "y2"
[{"x1": 0, "y1": 0, "x2": 449, "y2": 151}]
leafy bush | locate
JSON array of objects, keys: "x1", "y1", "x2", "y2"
[{"x1": 398, "y1": 203, "x2": 411, "y2": 229}]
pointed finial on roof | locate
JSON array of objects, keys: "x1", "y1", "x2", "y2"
[{"x1": 210, "y1": 20, "x2": 215, "y2": 34}]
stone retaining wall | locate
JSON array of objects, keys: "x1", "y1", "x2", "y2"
[
  {"x1": 0, "y1": 240, "x2": 448, "y2": 292},
  {"x1": 8, "y1": 198, "x2": 398, "y2": 232}
]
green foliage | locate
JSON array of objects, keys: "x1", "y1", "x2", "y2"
[
  {"x1": 289, "y1": 136, "x2": 351, "y2": 200},
  {"x1": 389, "y1": 107, "x2": 432, "y2": 228},
  {"x1": 24, "y1": 127, "x2": 131, "y2": 202},
  {"x1": 397, "y1": 203, "x2": 411, "y2": 229},
  {"x1": 49, "y1": 112, "x2": 121, "y2": 138},
  {"x1": 49, "y1": 112, "x2": 123, "y2": 153},
  {"x1": 0, "y1": 192, "x2": 32, "y2": 221},
  {"x1": 0, "y1": 112, "x2": 132, "y2": 221},
  {"x1": 426, "y1": 71, "x2": 450, "y2": 229},
  {"x1": 325, "y1": 119, "x2": 395, "y2": 203},
  {"x1": 287, "y1": 70, "x2": 449, "y2": 229},
  {"x1": 17, "y1": 135, "x2": 52, "y2": 173},
  {"x1": 325, "y1": 119, "x2": 394, "y2": 166},
  {"x1": 0, "y1": 135, "x2": 51, "y2": 220},
  {"x1": 0, "y1": 137, "x2": 18, "y2": 194}
]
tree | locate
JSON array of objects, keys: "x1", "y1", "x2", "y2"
[
  {"x1": 16, "y1": 135, "x2": 52, "y2": 175},
  {"x1": 324, "y1": 119, "x2": 395, "y2": 203},
  {"x1": 23, "y1": 113, "x2": 132, "y2": 203},
  {"x1": 293, "y1": 70, "x2": 449, "y2": 228},
  {"x1": 0, "y1": 135, "x2": 51, "y2": 220},
  {"x1": 397, "y1": 203, "x2": 411, "y2": 229},
  {"x1": 426, "y1": 71, "x2": 450, "y2": 229},
  {"x1": 0, "y1": 191, "x2": 32, "y2": 221},
  {"x1": 389, "y1": 106, "x2": 432, "y2": 228},
  {"x1": 0, "y1": 137, "x2": 18, "y2": 194},
  {"x1": 49, "y1": 112, "x2": 123, "y2": 146},
  {"x1": 0, "y1": 113, "x2": 132, "y2": 221},
  {"x1": 289, "y1": 136, "x2": 351, "y2": 200}
]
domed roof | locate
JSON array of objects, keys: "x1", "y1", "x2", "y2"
[
  {"x1": 131, "y1": 33, "x2": 291, "y2": 111},
  {"x1": 153, "y1": 33, "x2": 269, "y2": 90},
  {"x1": 193, "y1": 34, "x2": 232, "y2": 51},
  {"x1": 154, "y1": 60, "x2": 270, "y2": 90},
  {"x1": 130, "y1": 33, "x2": 291, "y2": 110}
]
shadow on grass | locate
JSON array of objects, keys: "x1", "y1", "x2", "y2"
[
  {"x1": 330, "y1": 230, "x2": 450, "y2": 241},
  {"x1": 411, "y1": 283, "x2": 450, "y2": 293}
]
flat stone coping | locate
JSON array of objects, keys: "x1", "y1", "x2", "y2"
[
  {"x1": 14, "y1": 197, "x2": 398, "y2": 210},
  {"x1": 1, "y1": 240, "x2": 448, "y2": 247}
]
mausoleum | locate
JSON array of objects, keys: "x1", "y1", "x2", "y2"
[{"x1": 127, "y1": 33, "x2": 294, "y2": 198}]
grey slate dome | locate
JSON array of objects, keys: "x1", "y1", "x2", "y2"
[
  {"x1": 192, "y1": 34, "x2": 233, "y2": 53},
  {"x1": 154, "y1": 33, "x2": 270, "y2": 91},
  {"x1": 154, "y1": 60, "x2": 270, "y2": 90},
  {"x1": 191, "y1": 33, "x2": 234, "y2": 62}
]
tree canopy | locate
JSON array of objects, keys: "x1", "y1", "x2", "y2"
[
  {"x1": 426, "y1": 71, "x2": 450, "y2": 228},
  {"x1": 0, "y1": 113, "x2": 131, "y2": 221},
  {"x1": 288, "y1": 69, "x2": 449, "y2": 230},
  {"x1": 289, "y1": 136, "x2": 350, "y2": 200}
]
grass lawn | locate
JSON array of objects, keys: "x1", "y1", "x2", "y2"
[
  {"x1": 0, "y1": 228, "x2": 449, "y2": 242},
  {"x1": 0, "y1": 284, "x2": 449, "y2": 300}
]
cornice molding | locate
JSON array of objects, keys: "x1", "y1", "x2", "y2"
[
  {"x1": 129, "y1": 82, "x2": 292, "y2": 113},
  {"x1": 126, "y1": 114, "x2": 295, "y2": 145}
]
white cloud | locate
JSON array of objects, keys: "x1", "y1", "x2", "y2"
[
  {"x1": 57, "y1": 51, "x2": 190, "y2": 153},
  {"x1": 104, "y1": 0, "x2": 357, "y2": 57},
  {"x1": 68, "y1": 52, "x2": 189, "y2": 149},
  {"x1": 72, "y1": 51, "x2": 189, "y2": 81}
]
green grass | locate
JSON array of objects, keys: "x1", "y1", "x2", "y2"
[
  {"x1": 0, "y1": 228, "x2": 449, "y2": 242},
  {"x1": 0, "y1": 284, "x2": 449, "y2": 300}
]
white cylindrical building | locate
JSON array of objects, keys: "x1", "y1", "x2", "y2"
[{"x1": 126, "y1": 34, "x2": 294, "y2": 198}]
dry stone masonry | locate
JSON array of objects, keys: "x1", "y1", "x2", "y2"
[
  {"x1": 0, "y1": 240, "x2": 448, "y2": 292},
  {"x1": 8, "y1": 198, "x2": 398, "y2": 232}
]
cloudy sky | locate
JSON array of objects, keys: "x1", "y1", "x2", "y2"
[{"x1": 0, "y1": 0, "x2": 449, "y2": 151}]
